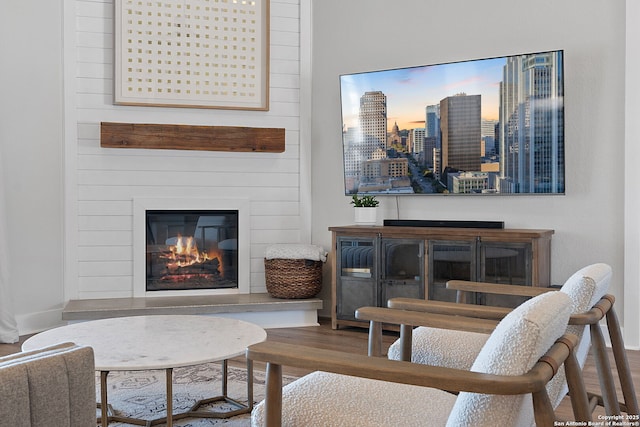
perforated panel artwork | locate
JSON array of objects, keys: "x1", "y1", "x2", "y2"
[{"x1": 114, "y1": 0, "x2": 269, "y2": 110}]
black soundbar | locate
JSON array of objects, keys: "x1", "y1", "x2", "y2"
[{"x1": 383, "y1": 219, "x2": 504, "y2": 229}]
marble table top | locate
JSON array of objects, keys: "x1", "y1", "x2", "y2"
[{"x1": 22, "y1": 315, "x2": 267, "y2": 371}]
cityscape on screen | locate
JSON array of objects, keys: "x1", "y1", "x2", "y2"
[{"x1": 340, "y1": 50, "x2": 565, "y2": 195}]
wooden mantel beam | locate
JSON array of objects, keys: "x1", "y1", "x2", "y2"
[{"x1": 100, "y1": 122, "x2": 285, "y2": 153}]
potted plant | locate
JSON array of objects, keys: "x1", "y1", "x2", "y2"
[{"x1": 351, "y1": 194, "x2": 379, "y2": 225}]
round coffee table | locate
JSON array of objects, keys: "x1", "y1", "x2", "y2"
[{"x1": 22, "y1": 315, "x2": 267, "y2": 427}]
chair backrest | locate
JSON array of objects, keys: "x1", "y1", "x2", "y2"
[
  {"x1": 536, "y1": 262, "x2": 613, "y2": 410},
  {"x1": 446, "y1": 291, "x2": 572, "y2": 427},
  {"x1": 559, "y1": 263, "x2": 612, "y2": 362}
]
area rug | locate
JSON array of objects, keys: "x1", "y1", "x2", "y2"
[{"x1": 97, "y1": 362, "x2": 298, "y2": 426}]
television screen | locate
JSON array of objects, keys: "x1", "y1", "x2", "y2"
[{"x1": 340, "y1": 50, "x2": 564, "y2": 195}]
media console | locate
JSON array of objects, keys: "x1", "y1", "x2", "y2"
[{"x1": 329, "y1": 225, "x2": 554, "y2": 330}]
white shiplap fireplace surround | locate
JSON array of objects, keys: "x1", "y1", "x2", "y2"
[
  {"x1": 64, "y1": 197, "x2": 321, "y2": 328},
  {"x1": 56, "y1": 0, "x2": 319, "y2": 331}
]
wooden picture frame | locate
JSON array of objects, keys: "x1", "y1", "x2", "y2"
[{"x1": 114, "y1": 0, "x2": 270, "y2": 110}]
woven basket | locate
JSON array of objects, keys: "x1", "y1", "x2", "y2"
[{"x1": 264, "y1": 258, "x2": 323, "y2": 299}]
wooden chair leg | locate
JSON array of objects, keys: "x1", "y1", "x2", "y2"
[
  {"x1": 590, "y1": 323, "x2": 621, "y2": 415},
  {"x1": 606, "y1": 304, "x2": 640, "y2": 415},
  {"x1": 564, "y1": 348, "x2": 592, "y2": 421},
  {"x1": 399, "y1": 324, "x2": 413, "y2": 362},
  {"x1": 532, "y1": 389, "x2": 555, "y2": 427},
  {"x1": 264, "y1": 362, "x2": 283, "y2": 427},
  {"x1": 368, "y1": 320, "x2": 383, "y2": 357}
]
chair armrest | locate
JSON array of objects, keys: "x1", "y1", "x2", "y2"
[
  {"x1": 386, "y1": 282, "x2": 551, "y2": 326},
  {"x1": 355, "y1": 306, "x2": 499, "y2": 334},
  {"x1": 355, "y1": 306, "x2": 499, "y2": 358},
  {"x1": 446, "y1": 280, "x2": 554, "y2": 297},
  {"x1": 569, "y1": 295, "x2": 613, "y2": 326},
  {"x1": 387, "y1": 298, "x2": 512, "y2": 320},
  {"x1": 0, "y1": 342, "x2": 78, "y2": 365},
  {"x1": 247, "y1": 335, "x2": 582, "y2": 426},
  {"x1": 246, "y1": 337, "x2": 575, "y2": 394},
  {"x1": 388, "y1": 294, "x2": 613, "y2": 326}
]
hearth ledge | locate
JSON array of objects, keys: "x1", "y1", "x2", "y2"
[{"x1": 62, "y1": 293, "x2": 322, "y2": 329}]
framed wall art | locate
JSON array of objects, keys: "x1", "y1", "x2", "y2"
[{"x1": 114, "y1": 0, "x2": 270, "y2": 110}]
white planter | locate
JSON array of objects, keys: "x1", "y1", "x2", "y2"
[{"x1": 354, "y1": 207, "x2": 377, "y2": 225}]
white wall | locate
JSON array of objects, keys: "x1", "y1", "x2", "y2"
[
  {"x1": 0, "y1": 0, "x2": 65, "y2": 333},
  {"x1": 624, "y1": 0, "x2": 640, "y2": 348},
  {"x1": 1, "y1": 0, "x2": 636, "y2": 344},
  {"x1": 309, "y1": 0, "x2": 631, "y2": 338}
]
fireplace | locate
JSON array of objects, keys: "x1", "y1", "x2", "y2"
[
  {"x1": 133, "y1": 198, "x2": 250, "y2": 297},
  {"x1": 145, "y1": 210, "x2": 238, "y2": 292}
]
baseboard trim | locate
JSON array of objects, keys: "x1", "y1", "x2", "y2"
[{"x1": 15, "y1": 308, "x2": 64, "y2": 336}]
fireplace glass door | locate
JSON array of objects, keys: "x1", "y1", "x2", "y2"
[{"x1": 145, "y1": 210, "x2": 239, "y2": 292}]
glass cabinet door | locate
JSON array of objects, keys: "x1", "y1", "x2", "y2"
[
  {"x1": 380, "y1": 239, "x2": 424, "y2": 303},
  {"x1": 428, "y1": 240, "x2": 476, "y2": 302},
  {"x1": 336, "y1": 238, "x2": 377, "y2": 320},
  {"x1": 479, "y1": 241, "x2": 532, "y2": 307}
]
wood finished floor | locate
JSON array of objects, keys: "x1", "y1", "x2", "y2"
[{"x1": 2, "y1": 318, "x2": 638, "y2": 422}]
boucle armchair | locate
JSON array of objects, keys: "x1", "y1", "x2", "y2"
[
  {"x1": 248, "y1": 291, "x2": 586, "y2": 426},
  {"x1": 0, "y1": 342, "x2": 96, "y2": 427},
  {"x1": 368, "y1": 263, "x2": 637, "y2": 417}
]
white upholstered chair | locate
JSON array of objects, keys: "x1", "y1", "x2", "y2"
[
  {"x1": 248, "y1": 291, "x2": 585, "y2": 427},
  {"x1": 374, "y1": 263, "x2": 637, "y2": 416}
]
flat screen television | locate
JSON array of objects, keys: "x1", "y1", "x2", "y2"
[{"x1": 340, "y1": 49, "x2": 564, "y2": 195}]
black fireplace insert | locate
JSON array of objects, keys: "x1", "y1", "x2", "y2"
[{"x1": 145, "y1": 210, "x2": 239, "y2": 292}]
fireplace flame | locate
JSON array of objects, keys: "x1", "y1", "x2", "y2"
[
  {"x1": 163, "y1": 235, "x2": 219, "y2": 270},
  {"x1": 172, "y1": 236, "x2": 203, "y2": 265}
]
